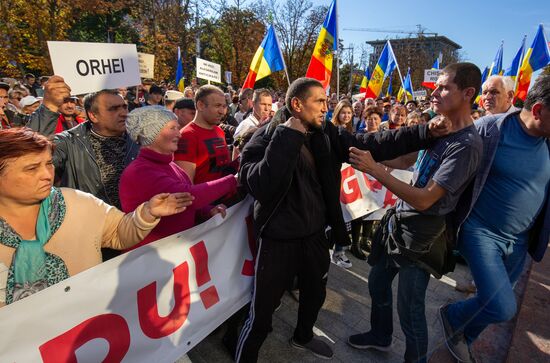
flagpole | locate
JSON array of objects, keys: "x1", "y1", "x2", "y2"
[
  {"x1": 388, "y1": 41, "x2": 406, "y2": 96},
  {"x1": 273, "y1": 25, "x2": 291, "y2": 87},
  {"x1": 335, "y1": 0, "x2": 339, "y2": 98}
]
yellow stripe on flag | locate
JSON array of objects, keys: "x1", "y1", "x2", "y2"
[{"x1": 311, "y1": 27, "x2": 335, "y2": 70}]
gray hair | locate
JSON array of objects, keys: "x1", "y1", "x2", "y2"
[{"x1": 483, "y1": 75, "x2": 515, "y2": 93}]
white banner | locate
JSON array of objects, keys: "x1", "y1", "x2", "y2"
[
  {"x1": 47, "y1": 41, "x2": 141, "y2": 95},
  {"x1": 340, "y1": 163, "x2": 413, "y2": 222},
  {"x1": 196, "y1": 58, "x2": 221, "y2": 83},
  {"x1": 138, "y1": 52, "x2": 155, "y2": 79},
  {"x1": 413, "y1": 90, "x2": 427, "y2": 98},
  {"x1": 0, "y1": 166, "x2": 411, "y2": 362},
  {"x1": 424, "y1": 69, "x2": 441, "y2": 84},
  {"x1": 0, "y1": 197, "x2": 255, "y2": 363}
]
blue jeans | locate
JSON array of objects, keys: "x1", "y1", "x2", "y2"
[
  {"x1": 368, "y1": 253, "x2": 431, "y2": 363},
  {"x1": 446, "y1": 224, "x2": 527, "y2": 344}
]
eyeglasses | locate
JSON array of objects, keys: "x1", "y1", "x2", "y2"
[{"x1": 63, "y1": 98, "x2": 78, "y2": 103}]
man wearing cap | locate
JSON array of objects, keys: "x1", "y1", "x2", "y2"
[
  {"x1": 143, "y1": 85, "x2": 164, "y2": 106},
  {"x1": 55, "y1": 96, "x2": 85, "y2": 133},
  {"x1": 19, "y1": 95, "x2": 41, "y2": 115},
  {"x1": 164, "y1": 90, "x2": 185, "y2": 111},
  {"x1": 406, "y1": 100, "x2": 418, "y2": 114},
  {"x1": 173, "y1": 98, "x2": 196, "y2": 130}
]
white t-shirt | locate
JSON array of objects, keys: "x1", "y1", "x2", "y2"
[{"x1": 235, "y1": 114, "x2": 261, "y2": 138}]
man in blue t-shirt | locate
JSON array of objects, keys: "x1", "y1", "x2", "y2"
[
  {"x1": 438, "y1": 75, "x2": 550, "y2": 363},
  {"x1": 346, "y1": 63, "x2": 483, "y2": 363}
]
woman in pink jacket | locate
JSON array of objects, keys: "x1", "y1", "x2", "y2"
[{"x1": 119, "y1": 106, "x2": 237, "y2": 251}]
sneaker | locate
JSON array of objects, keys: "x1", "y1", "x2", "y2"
[
  {"x1": 347, "y1": 332, "x2": 392, "y2": 351},
  {"x1": 438, "y1": 304, "x2": 475, "y2": 363},
  {"x1": 332, "y1": 250, "x2": 352, "y2": 268},
  {"x1": 290, "y1": 337, "x2": 333, "y2": 360}
]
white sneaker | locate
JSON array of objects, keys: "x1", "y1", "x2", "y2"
[{"x1": 332, "y1": 251, "x2": 352, "y2": 269}]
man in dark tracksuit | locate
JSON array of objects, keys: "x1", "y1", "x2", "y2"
[{"x1": 236, "y1": 78, "x2": 450, "y2": 362}]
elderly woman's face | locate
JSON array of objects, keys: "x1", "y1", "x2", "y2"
[
  {"x1": 0, "y1": 149, "x2": 54, "y2": 204},
  {"x1": 149, "y1": 120, "x2": 181, "y2": 154}
]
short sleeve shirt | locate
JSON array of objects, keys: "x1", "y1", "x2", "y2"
[
  {"x1": 174, "y1": 122, "x2": 231, "y2": 184},
  {"x1": 397, "y1": 124, "x2": 483, "y2": 216}
]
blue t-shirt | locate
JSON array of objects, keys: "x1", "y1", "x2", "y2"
[
  {"x1": 397, "y1": 124, "x2": 483, "y2": 216},
  {"x1": 466, "y1": 114, "x2": 550, "y2": 244}
]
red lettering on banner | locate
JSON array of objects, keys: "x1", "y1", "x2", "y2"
[
  {"x1": 137, "y1": 261, "x2": 191, "y2": 339},
  {"x1": 190, "y1": 241, "x2": 220, "y2": 309},
  {"x1": 39, "y1": 313, "x2": 130, "y2": 363},
  {"x1": 241, "y1": 215, "x2": 257, "y2": 276},
  {"x1": 340, "y1": 166, "x2": 362, "y2": 204},
  {"x1": 383, "y1": 189, "x2": 398, "y2": 208},
  {"x1": 361, "y1": 172, "x2": 383, "y2": 192}
]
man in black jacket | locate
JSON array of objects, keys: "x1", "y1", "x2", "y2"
[{"x1": 235, "y1": 78, "x2": 450, "y2": 362}]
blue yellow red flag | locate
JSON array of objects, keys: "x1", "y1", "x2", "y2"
[
  {"x1": 242, "y1": 25, "x2": 286, "y2": 89},
  {"x1": 359, "y1": 67, "x2": 371, "y2": 94},
  {"x1": 365, "y1": 41, "x2": 397, "y2": 98},
  {"x1": 305, "y1": 0, "x2": 337, "y2": 89},
  {"x1": 504, "y1": 36, "x2": 526, "y2": 80},
  {"x1": 515, "y1": 24, "x2": 550, "y2": 101}
]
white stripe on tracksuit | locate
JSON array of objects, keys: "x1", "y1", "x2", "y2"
[{"x1": 235, "y1": 237, "x2": 264, "y2": 362}]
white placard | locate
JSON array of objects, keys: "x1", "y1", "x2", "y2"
[
  {"x1": 47, "y1": 41, "x2": 141, "y2": 95},
  {"x1": 424, "y1": 69, "x2": 441, "y2": 84},
  {"x1": 413, "y1": 90, "x2": 428, "y2": 98},
  {"x1": 138, "y1": 52, "x2": 155, "y2": 79},
  {"x1": 196, "y1": 58, "x2": 221, "y2": 83}
]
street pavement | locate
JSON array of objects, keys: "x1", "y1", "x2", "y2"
[{"x1": 184, "y1": 251, "x2": 480, "y2": 363}]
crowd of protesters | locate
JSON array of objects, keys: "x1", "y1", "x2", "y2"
[{"x1": 0, "y1": 67, "x2": 549, "y2": 363}]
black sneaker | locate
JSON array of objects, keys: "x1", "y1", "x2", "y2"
[
  {"x1": 438, "y1": 304, "x2": 475, "y2": 363},
  {"x1": 290, "y1": 337, "x2": 334, "y2": 360},
  {"x1": 347, "y1": 332, "x2": 392, "y2": 351}
]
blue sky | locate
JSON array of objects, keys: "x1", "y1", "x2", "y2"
[{"x1": 329, "y1": 0, "x2": 549, "y2": 71}]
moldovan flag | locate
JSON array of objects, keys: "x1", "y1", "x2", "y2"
[
  {"x1": 359, "y1": 67, "x2": 371, "y2": 94},
  {"x1": 242, "y1": 25, "x2": 286, "y2": 89},
  {"x1": 365, "y1": 41, "x2": 397, "y2": 98},
  {"x1": 421, "y1": 56, "x2": 440, "y2": 89},
  {"x1": 488, "y1": 41, "x2": 504, "y2": 77},
  {"x1": 397, "y1": 68, "x2": 414, "y2": 101},
  {"x1": 176, "y1": 47, "x2": 185, "y2": 92},
  {"x1": 305, "y1": 0, "x2": 337, "y2": 89},
  {"x1": 515, "y1": 24, "x2": 550, "y2": 101},
  {"x1": 504, "y1": 36, "x2": 526, "y2": 80}
]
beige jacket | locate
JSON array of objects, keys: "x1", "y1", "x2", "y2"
[{"x1": 0, "y1": 188, "x2": 159, "y2": 306}]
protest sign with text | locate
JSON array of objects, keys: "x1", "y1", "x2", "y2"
[
  {"x1": 47, "y1": 41, "x2": 141, "y2": 95},
  {"x1": 424, "y1": 69, "x2": 441, "y2": 84},
  {"x1": 196, "y1": 58, "x2": 221, "y2": 83},
  {"x1": 340, "y1": 163, "x2": 412, "y2": 221},
  {"x1": 0, "y1": 198, "x2": 255, "y2": 363},
  {"x1": 138, "y1": 52, "x2": 155, "y2": 79}
]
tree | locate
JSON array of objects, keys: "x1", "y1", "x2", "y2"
[
  {"x1": 201, "y1": 6, "x2": 265, "y2": 87},
  {"x1": 262, "y1": 0, "x2": 326, "y2": 86}
]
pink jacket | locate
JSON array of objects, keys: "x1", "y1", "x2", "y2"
[{"x1": 119, "y1": 148, "x2": 237, "y2": 250}]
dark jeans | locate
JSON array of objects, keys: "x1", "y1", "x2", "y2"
[
  {"x1": 235, "y1": 232, "x2": 330, "y2": 363},
  {"x1": 369, "y1": 253, "x2": 431, "y2": 363}
]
